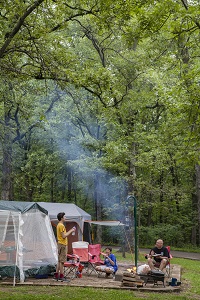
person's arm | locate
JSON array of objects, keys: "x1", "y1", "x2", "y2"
[
  {"x1": 146, "y1": 248, "x2": 155, "y2": 258},
  {"x1": 61, "y1": 227, "x2": 75, "y2": 239},
  {"x1": 102, "y1": 252, "x2": 115, "y2": 266},
  {"x1": 106, "y1": 254, "x2": 116, "y2": 266},
  {"x1": 161, "y1": 248, "x2": 170, "y2": 260},
  {"x1": 153, "y1": 248, "x2": 168, "y2": 260}
]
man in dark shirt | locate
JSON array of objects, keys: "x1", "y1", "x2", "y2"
[{"x1": 146, "y1": 239, "x2": 170, "y2": 271}]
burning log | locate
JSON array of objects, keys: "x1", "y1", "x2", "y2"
[{"x1": 122, "y1": 271, "x2": 144, "y2": 287}]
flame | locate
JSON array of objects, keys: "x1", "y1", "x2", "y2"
[{"x1": 127, "y1": 266, "x2": 137, "y2": 273}]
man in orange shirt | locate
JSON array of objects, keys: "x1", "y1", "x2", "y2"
[{"x1": 53, "y1": 212, "x2": 76, "y2": 282}]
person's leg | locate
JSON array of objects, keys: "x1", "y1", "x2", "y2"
[
  {"x1": 95, "y1": 265, "x2": 113, "y2": 276},
  {"x1": 54, "y1": 244, "x2": 61, "y2": 280},
  {"x1": 159, "y1": 259, "x2": 168, "y2": 271},
  {"x1": 53, "y1": 263, "x2": 59, "y2": 280},
  {"x1": 60, "y1": 262, "x2": 64, "y2": 275},
  {"x1": 59, "y1": 245, "x2": 68, "y2": 281},
  {"x1": 105, "y1": 267, "x2": 113, "y2": 274},
  {"x1": 105, "y1": 267, "x2": 115, "y2": 278},
  {"x1": 95, "y1": 265, "x2": 106, "y2": 271},
  {"x1": 147, "y1": 257, "x2": 155, "y2": 270}
]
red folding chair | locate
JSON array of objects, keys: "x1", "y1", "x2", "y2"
[
  {"x1": 88, "y1": 244, "x2": 104, "y2": 276},
  {"x1": 144, "y1": 245, "x2": 172, "y2": 277},
  {"x1": 63, "y1": 253, "x2": 80, "y2": 279},
  {"x1": 64, "y1": 241, "x2": 88, "y2": 279},
  {"x1": 165, "y1": 245, "x2": 172, "y2": 277}
]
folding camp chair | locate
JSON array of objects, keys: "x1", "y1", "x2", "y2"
[
  {"x1": 63, "y1": 253, "x2": 80, "y2": 279},
  {"x1": 144, "y1": 245, "x2": 172, "y2": 277},
  {"x1": 72, "y1": 241, "x2": 89, "y2": 263},
  {"x1": 88, "y1": 244, "x2": 104, "y2": 276},
  {"x1": 64, "y1": 241, "x2": 89, "y2": 279},
  {"x1": 165, "y1": 246, "x2": 172, "y2": 277},
  {"x1": 153, "y1": 245, "x2": 172, "y2": 277}
]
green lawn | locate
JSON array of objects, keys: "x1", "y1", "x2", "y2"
[{"x1": 0, "y1": 251, "x2": 200, "y2": 300}]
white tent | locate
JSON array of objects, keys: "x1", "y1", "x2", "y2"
[{"x1": 0, "y1": 201, "x2": 57, "y2": 284}]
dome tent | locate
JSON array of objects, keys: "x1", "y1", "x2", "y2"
[{"x1": 0, "y1": 200, "x2": 57, "y2": 284}]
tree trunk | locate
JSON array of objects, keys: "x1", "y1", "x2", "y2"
[
  {"x1": 1, "y1": 132, "x2": 13, "y2": 200},
  {"x1": 127, "y1": 142, "x2": 136, "y2": 194},
  {"x1": 126, "y1": 142, "x2": 137, "y2": 252},
  {"x1": 67, "y1": 167, "x2": 72, "y2": 202},
  {"x1": 61, "y1": 168, "x2": 67, "y2": 201},
  {"x1": 50, "y1": 177, "x2": 54, "y2": 202},
  {"x1": 147, "y1": 195, "x2": 153, "y2": 227},
  {"x1": 24, "y1": 174, "x2": 34, "y2": 201},
  {"x1": 195, "y1": 163, "x2": 200, "y2": 245},
  {"x1": 23, "y1": 136, "x2": 33, "y2": 201},
  {"x1": 159, "y1": 171, "x2": 164, "y2": 223},
  {"x1": 94, "y1": 171, "x2": 102, "y2": 243}
]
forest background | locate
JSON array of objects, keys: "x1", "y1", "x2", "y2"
[{"x1": 0, "y1": 0, "x2": 199, "y2": 249}]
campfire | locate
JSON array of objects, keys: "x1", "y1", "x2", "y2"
[
  {"x1": 122, "y1": 266, "x2": 144, "y2": 287},
  {"x1": 126, "y1": 266, "x2": 137, "y2": 273},
  {"x1": 122, "y1": 265, "x2": 165, "y2": 288}
]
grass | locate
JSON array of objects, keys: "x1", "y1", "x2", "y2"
[{"x1": 0, "y1": 250, "x2": 200, "y2": 300}]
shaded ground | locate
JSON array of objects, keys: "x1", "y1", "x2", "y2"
[
  {"x1": 0, "y1": 262, "x2": 181, "y2": 293},
  {"x1": 1, "y1": 248, "x2": 197, "y2": 292}
]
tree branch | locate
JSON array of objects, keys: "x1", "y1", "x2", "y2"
[
  {"x1": 181, "y1": 0, "x2": 188, "y2": 10},
  {"x1": 50, "y1": 2, "x2": 99, "y2": 32},
  {"x1": 180, "y1": 0, "x2": 200, "y2": 29},
  {"x1": 0, "y1": 0, "x2": 44, "y2": 58}
]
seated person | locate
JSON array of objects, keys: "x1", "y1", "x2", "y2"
[
  {"x1": 95, "y1": 246, "x2": 118, "y2": 277},
  {"x1": 146, "y1": 239, "x2": 170, "y2": 271}
]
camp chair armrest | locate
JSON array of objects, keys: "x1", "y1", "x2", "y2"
[
  {"x1": 88, "y1": 252, "x2": 97, "y2": 259},
  {"x1": 67, "y1": 253, "x2": 80, "y2": 261}
]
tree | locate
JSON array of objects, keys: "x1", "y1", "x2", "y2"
[{"x1": 0, "y1": 0, "x2": 200, "y2": 246}]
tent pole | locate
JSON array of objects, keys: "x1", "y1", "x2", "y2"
[
  {"x1": 13, "y1": 212, "x2": 21, "y2": 286},
  {"x1": 13, "y1": 212, "x2": 20, "y2": 287}
]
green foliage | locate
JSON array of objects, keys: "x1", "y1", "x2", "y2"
[
  {"x1": 138, "y1": 225, "x2": 186, "y2": 247},
  {"x1": 0, "y1": 0, "x2": 200, "y2": 246}
]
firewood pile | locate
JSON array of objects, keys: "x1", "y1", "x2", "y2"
[{"x1": 121, "y1": 271, "x2": 144, "y2": 287}]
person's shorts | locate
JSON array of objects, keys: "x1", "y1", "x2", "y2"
[
  {"x1": 58, "y1": 243, "x2": 68, "y2": 263},
  {"x1": 98, "y1": 265, "x2": 115, "y2": 272}
]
